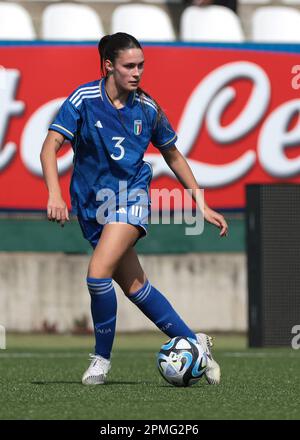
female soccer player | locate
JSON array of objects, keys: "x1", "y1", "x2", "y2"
[{"x1": 40, "y1": 33, "x2": 228, "y2": 386}]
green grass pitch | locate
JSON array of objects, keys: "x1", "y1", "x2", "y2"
[{"x1": 0, "y1": 333, "x2": 299, "y2": 420}]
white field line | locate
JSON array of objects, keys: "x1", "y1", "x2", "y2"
[
  {"x1": 0, "y1": 351, "x2": 152, "y2": 359},
  {"x1": 0, "y1": 351, "x2": 299, "y2": 359},
  {"x1": 0, "y1": 353, "x2": 87, "y2": 358},
  {"x1": 223, "y1": 352, "x2": 300, "y2": 358}
]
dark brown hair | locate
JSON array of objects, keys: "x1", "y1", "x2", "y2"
[{"x1": 98, "y1": 33, "x2": 163, "y2": 123}]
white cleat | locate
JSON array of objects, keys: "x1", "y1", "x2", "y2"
[
  {"x1": 82, "y1": 354, "x2": 111, "y2": 385},
  {"x1": 196, "y1": 333, "x2": 221, "y2": 385}
]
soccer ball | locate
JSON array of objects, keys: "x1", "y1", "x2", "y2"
[{"x1": 157, "y1": 336, "x2": 207, "y2": 387}]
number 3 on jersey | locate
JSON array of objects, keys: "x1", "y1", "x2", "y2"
[{"x1": 111, "y1": 137, "x2": 125, "y2": 161}]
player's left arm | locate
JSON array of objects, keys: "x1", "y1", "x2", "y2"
[{"x1": 160, "y1": 145, "x2": 228, "y2": 237}]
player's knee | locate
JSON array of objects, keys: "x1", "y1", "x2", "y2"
[{"x1": 87, "y1": 262, "x2": 115, "y2": 279}]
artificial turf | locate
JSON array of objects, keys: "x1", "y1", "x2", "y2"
[{"x1": 0, "y1": 333, "x2": 299, "y2": 420}]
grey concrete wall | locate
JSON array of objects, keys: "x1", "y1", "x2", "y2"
[{"x1": 0, "y1": 252, "x2": 247, "y2": 333}]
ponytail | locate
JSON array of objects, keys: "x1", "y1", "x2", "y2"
[
  {"x1": 98, "y1": 35, "x2": 111, "y2": 77},
  {"x1": 137, "y1": 87, "x2": 164, "y2": 125}
]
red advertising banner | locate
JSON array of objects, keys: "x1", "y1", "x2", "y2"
[{"x1": 0, "y1": 43, "x2": 300, "y2": 210}]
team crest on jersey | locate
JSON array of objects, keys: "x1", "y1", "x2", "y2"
[{"x1": 134, "y1": 120, "x2": 142, "y2": 135}]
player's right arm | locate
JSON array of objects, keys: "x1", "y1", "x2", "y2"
[{"x1": 40, "y1": 130, "x2": 69, "y2": 227}]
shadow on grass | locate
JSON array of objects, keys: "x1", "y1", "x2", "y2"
[
  {"x1": 31, "y1": 380, "x2": 155, "y2": 386},
  {"x1": 31, "y1": 381, "x2": 81, "y2": 385}
]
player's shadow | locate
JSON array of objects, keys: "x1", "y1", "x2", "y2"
[
  {"x1": 107, "y1": 380, "x2": 154, "y2": 385},
  {"x1": 31, "y1": 380, "x2": 154, "y2": 385},
  {"x1": 157, "y1": 384, "x2": 206, "y2": 389},
  {"x1": 31, "y1": 381, "x2": 81, "y2": 385}
]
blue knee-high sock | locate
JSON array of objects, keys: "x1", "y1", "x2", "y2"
[
  {"x1": 128, "y1": 280, "x2": 196, "y2": 340},
  {"x1": 87, "y1": 277, "x2": 117, "y2": 359}
]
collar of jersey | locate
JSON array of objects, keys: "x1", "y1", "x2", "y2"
[{"x1": 100, "y1": 78, "x2": 136, "y2": 112}]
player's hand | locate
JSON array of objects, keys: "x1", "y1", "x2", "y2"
[
  {"x1": 204, "y1": 206, "x2": 228, "y2": 237},
  {"x1": 47, "y1": 194, "x2": 69, "y2": 227}
]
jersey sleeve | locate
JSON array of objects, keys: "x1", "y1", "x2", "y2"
[
  {"x1": 49, "y1": 98, "x2": 81, "y2": 141},
  {"x1": 151, "y1": 112, "x2": 177, "y2": 151}
]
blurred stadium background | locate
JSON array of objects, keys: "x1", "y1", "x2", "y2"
[
  {"x1": 0, "y1": 0, "x2": 300, "y2": 420},
  {"x1": 3, "y1": 0, "x2": 300, "y2": 42}
]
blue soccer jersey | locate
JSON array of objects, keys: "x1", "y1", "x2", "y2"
[{"x1": 49, "y1": 78, "x2": 177, "y2": 220}]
